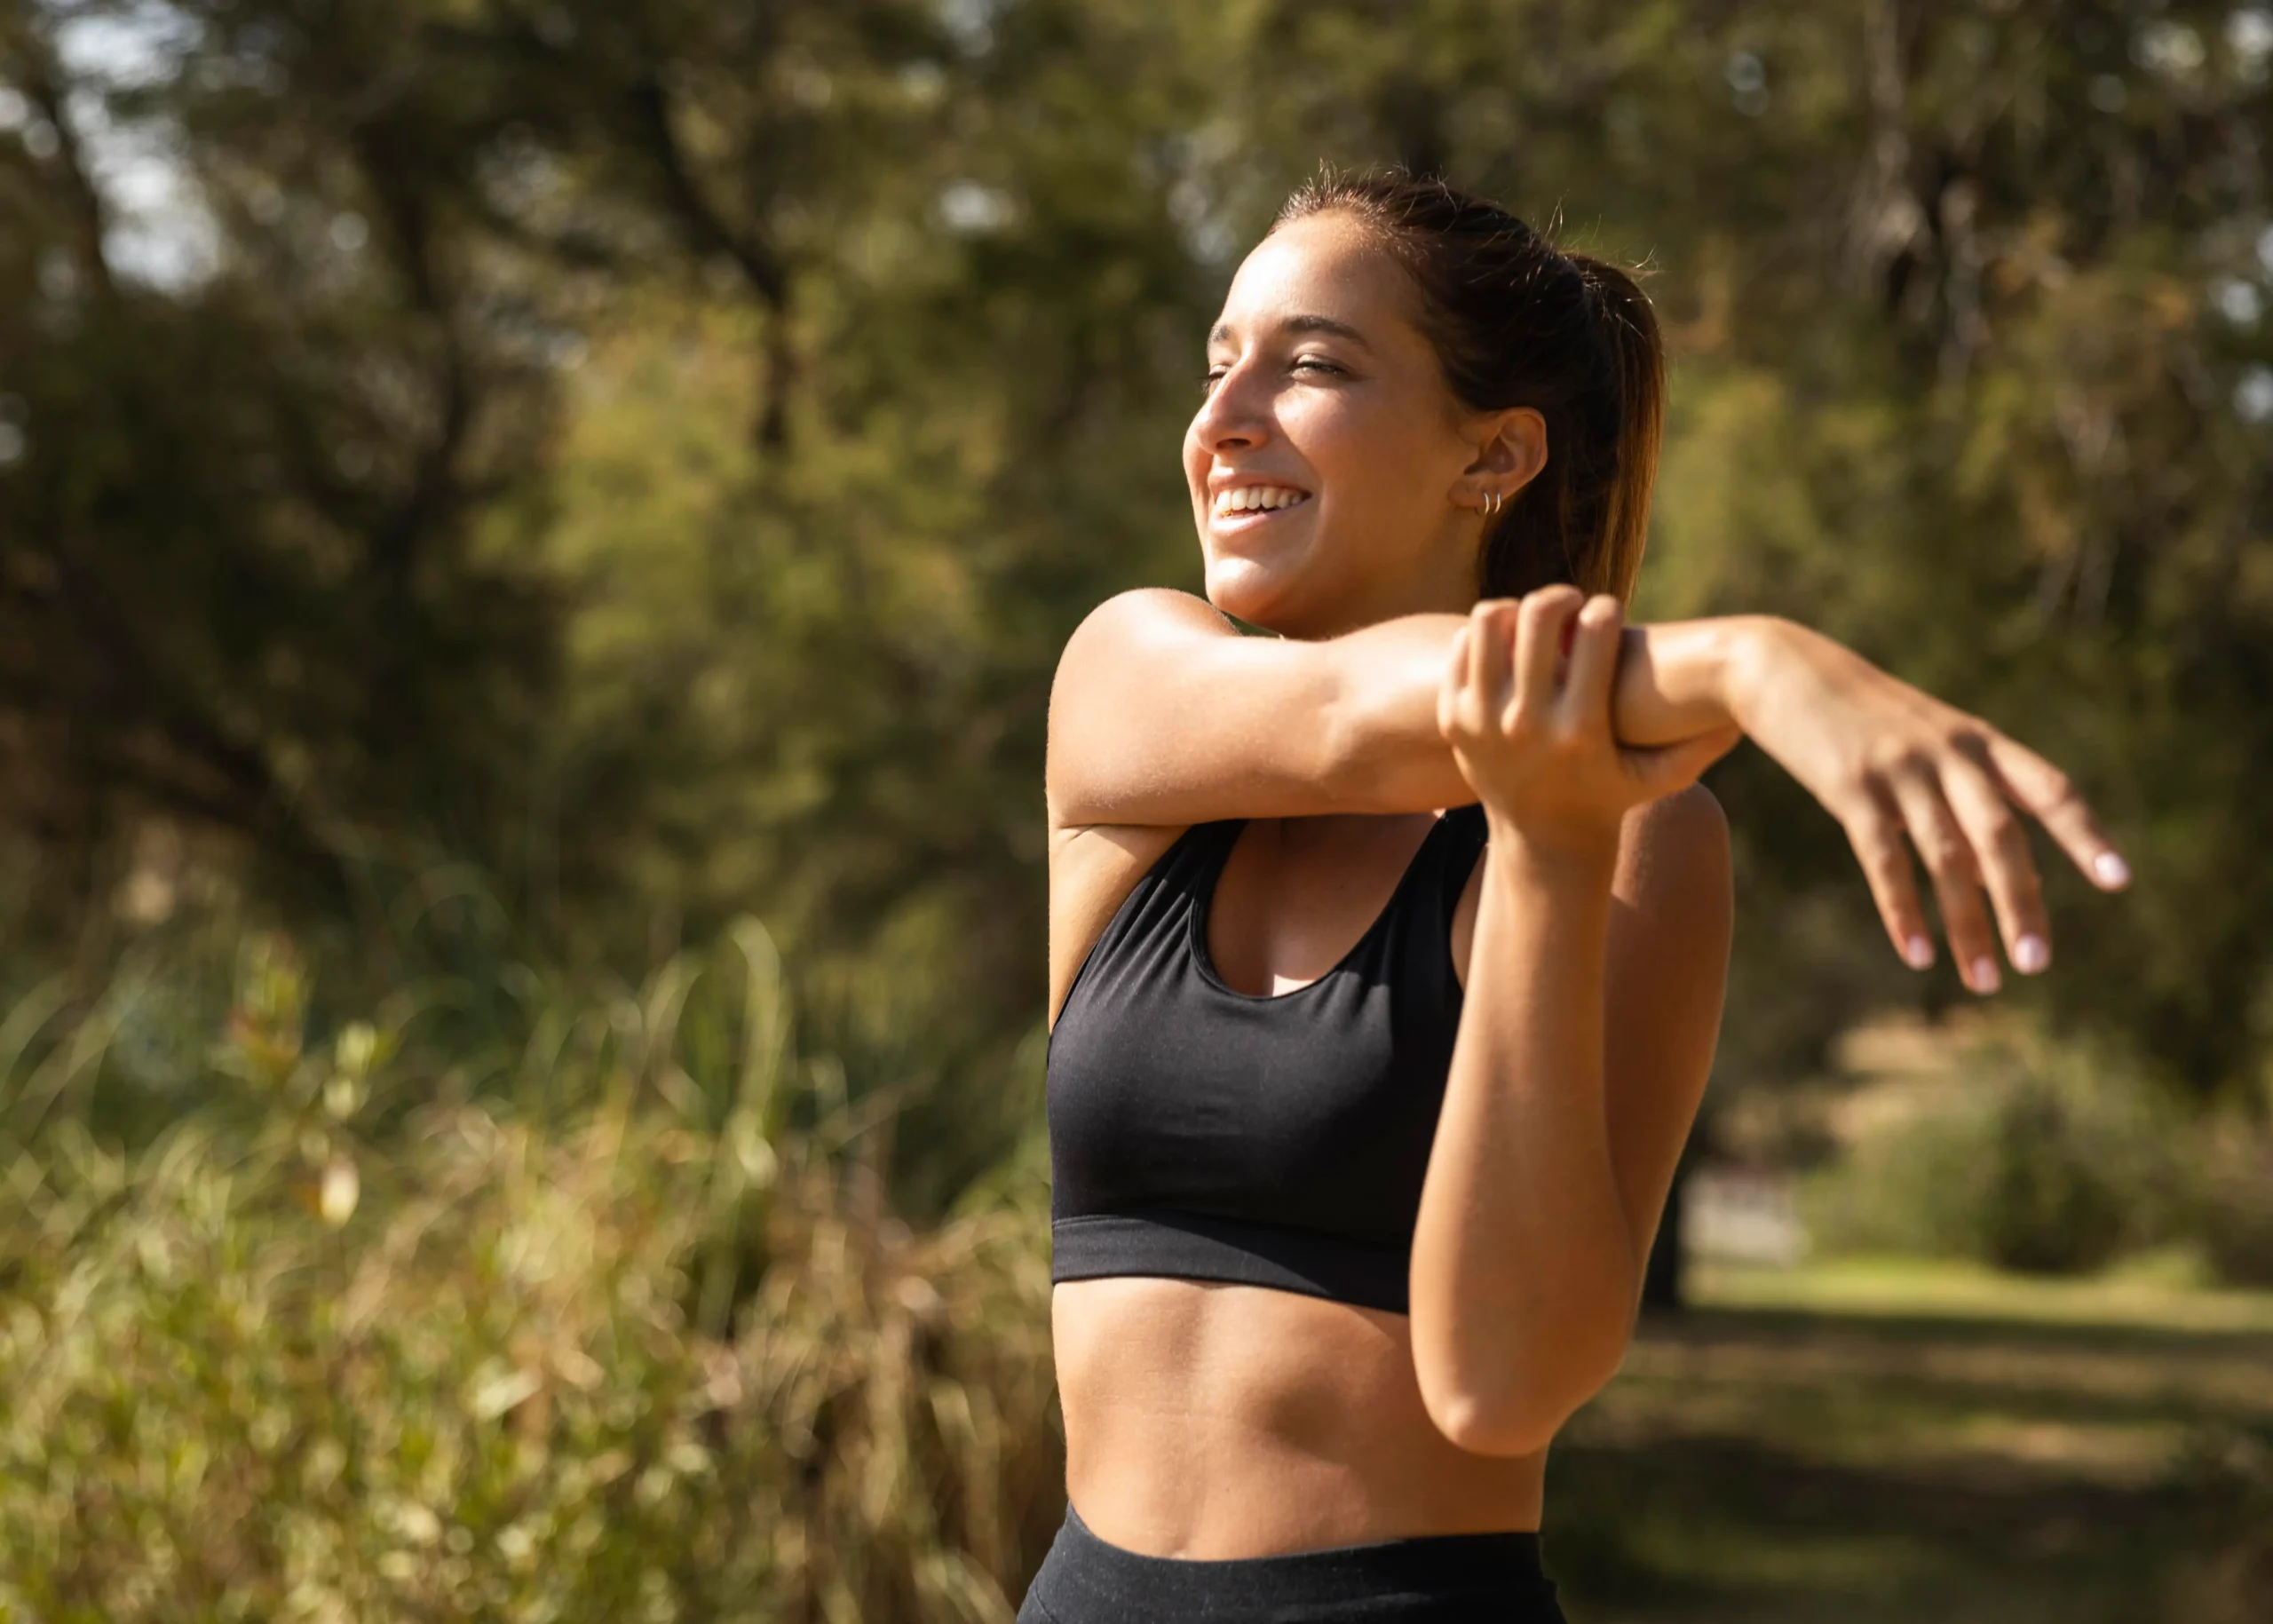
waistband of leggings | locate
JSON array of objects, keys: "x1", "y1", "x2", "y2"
[{"x1": 1050, "y1": 1499, "x2": 1548, "y2": 1608}]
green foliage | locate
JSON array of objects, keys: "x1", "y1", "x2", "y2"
[
  {"x1": 1976, "y1": 1066, "x2": 2146, "y2": 1274},
  {"x1": 1809, "y1": 1026, "x2": 2273, "y2": 1287},
  {"x1": 1806, "y1": 1087, "x2": 2005, "y2": 1263},
  {"x1": 1807, "y1": 1024, "x2": 2187, "y2": 1274},
  {"x1": 4, "y1": 0, "x2": 2270, "y2": 1199},
  {"x1": 2199, "y1": 1110, "x2": 2273, "y2": 1287},
  {"x1": 0, "y1": 926, "x2": 1061, "y2": 1622}
]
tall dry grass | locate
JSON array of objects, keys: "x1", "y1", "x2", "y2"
[{"x1": 0, "y1": 921, "x2": 1064, "y2": 1622}]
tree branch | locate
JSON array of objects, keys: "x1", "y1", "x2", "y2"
[
  {"x1": 352, "y1": 117, "x2": 479, "y2": 596},
  {"x1": 624, "y1": 71, "x2": 795, "y2": 448},
  {"x1": 9, "y1": 15, "x2": 117, "y2": 302}
]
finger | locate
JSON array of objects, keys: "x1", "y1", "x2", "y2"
[
  {"x1": 1455, "y1": 607, "x2": 1496, "y2": 742},
  {"x1": 1625, "y1": 722, "x2": 1742, "y2": 798},
  {"x1": 1463, "y1": 603, "x2": 1492, "y2": 699},
  {"x1": 1445, "y1": 622, "x2": 1470, "y2": 686},
  {"x1": 1841, "y1": 792, "x2": 1937, "y2": 970},
  {"x1": 1940, "y1": 754, "x2": 2051, "y2": 974},
  {"x1": 1887, "y1": 770, "x2": 2002, "y2": 994},
  {"x1": 1558, "y1": 594, "x2": 1624, "y2": 733},
  {"x1": 1982, "y1": 731, "x2": 2130, "y2": 891},
  {"x1": 1464, "y1": 601, "x2": 1517, "y2": 733},
  {"x1": 1513, "y1": 586, "x2": 1583, "y2": 724},
  {"x1": 1437, "y1": 624, "x2": 1470, "y2": 737}
]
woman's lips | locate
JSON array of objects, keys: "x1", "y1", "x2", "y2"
[{"x1": 1207, "y1": 486, "x2": 1312, "y2": 532}]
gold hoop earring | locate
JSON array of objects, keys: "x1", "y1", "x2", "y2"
[{"x1": 1483, "y1": 489, "x2": 1502, "y2": 518}]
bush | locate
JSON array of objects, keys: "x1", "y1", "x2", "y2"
[
  {"x1": 1806, "y1": 1022, "x2": 2184, "y2": 1276},
  {"x1": 1975, "y1": 1066, "x2": 2136, "y2": 1274},
  {"x1": 0, "y1": 923, "x2": 1063, "y2": 1623},
  {"x1": 2198, "y1": 1116, "x2": 2273, "y2": 1287},
  {"x1": 1803, "y1": 1084, "x2": 2000, "y2": 1259}
]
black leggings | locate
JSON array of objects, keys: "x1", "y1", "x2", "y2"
[{"x1": 1016, "y1": 1501, "x2": 1568, "y2": 1623}]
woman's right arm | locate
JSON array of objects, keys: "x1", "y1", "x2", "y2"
[
  {"x1": 1045, "y1": 589, "x2": 1472, "y2": 828},
  {"x1": 1046, "y1": 587, "x2": 2130, "y2": 983},
  {"x1": 1047, "y1": 589, "x2": 1749, "y2": 828}
]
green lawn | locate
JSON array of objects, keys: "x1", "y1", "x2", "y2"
[{"x1": 1544, "y1": 1259, "x2": 2273, "y2": 1624}]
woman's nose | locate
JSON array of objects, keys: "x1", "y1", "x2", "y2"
[{"x1": 1192, "y1": 361, "x2": 1270, "y2": 452}]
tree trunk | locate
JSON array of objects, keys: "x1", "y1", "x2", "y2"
[{"x1": 1641, "y1": 1160, "x2": 1689, "y2": 1314}]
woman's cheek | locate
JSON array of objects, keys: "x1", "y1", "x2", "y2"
[{"x1": 1299, "y1": 398, "x2": 1398, "y2": 495}]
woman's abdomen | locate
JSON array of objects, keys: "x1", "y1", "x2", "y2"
[{"x1": 1049, "y1": 1276, "x2": 1547, "y2": 1559}]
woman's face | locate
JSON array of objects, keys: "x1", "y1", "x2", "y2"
[{"x1": 1184, "y1": 211, "x2": 1507, "y2": 638}]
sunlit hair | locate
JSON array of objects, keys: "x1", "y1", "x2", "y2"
[{"x1": 1276, "y1": 168, "x2": 1665, "y2": 604}]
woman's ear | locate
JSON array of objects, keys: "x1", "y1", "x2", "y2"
[{"x1": 1461, "y1": 407, "x2": 1548, "y2": 508}]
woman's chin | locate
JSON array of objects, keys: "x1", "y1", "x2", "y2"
[{"x1": 1202, "y1": 558, "x2": 1300, "y2": 632}]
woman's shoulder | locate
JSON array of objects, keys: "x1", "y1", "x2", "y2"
[{"x1": 1056, "y1": 588, "x2": 1230, "y2": 676}]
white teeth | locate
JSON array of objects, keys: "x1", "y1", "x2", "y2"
[{"x1": 1214, "y1": 485, "x2": 1309, "y2": 517}]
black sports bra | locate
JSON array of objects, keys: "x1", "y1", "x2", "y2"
[{"x1": 1045, "y1": 807, "x2": 1489, "y2": 1314}]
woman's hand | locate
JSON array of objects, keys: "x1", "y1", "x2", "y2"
[
  {"x1": 1725, "y1": 617, "x2": 2131, "y2": 994},
  {"x1": 1440, "y1": 590, "x2": 1742, "y2": 868}
]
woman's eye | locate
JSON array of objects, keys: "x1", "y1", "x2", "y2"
[{"x1": 1200, "y1": 357, "x2": 1340, "y2": 393}]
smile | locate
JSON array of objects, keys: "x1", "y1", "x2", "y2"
[{"x1": 1210, "y1": 485, "x2": 1312, "y2": 521}]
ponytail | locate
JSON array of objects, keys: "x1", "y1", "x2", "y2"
[{"x1": 1562, "y1": 253, "x2": 1666, "y2": 604}]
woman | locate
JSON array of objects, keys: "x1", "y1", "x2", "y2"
[{"x1": 1022, "y1": 171, "x2": 2126, "y2": 1623}]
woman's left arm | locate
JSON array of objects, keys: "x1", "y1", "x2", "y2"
[
  {"x1": 1614, "y1": 615, "x2": 2127, "y2": 994},
  {"x1": 1408, "y1": 590, "x2": 1735, "y2": 1458}
]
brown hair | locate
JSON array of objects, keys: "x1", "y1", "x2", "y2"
[{"x1": 1276, "y1": 169, "x2": 1665, "y2": 603}]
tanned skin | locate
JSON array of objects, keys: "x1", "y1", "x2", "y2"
[{"x1": 1043, "y1": 212, "x2": 2127, "y2": 1558}]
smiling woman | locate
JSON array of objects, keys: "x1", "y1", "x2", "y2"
[{"x1": 1021, "y1": 169, "x2": 2127, "y2": 1623}]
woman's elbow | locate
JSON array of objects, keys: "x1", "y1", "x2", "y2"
[
  {"x1": 1414, "y1": 1325, "x2": 1632, "y2": 1458},
  {"x1": 1422, "y1": 1384, "x2": 1564, "y2": 1459}
]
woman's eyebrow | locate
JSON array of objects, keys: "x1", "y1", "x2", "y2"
[
  {"x1": 1282, "y1": 313, "x2": 1372, "y2": 348},
  {"x1": 1207, "y1": 313, "x2": 1374, "y2": 350}
]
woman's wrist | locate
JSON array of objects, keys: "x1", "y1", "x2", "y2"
[
  {"x1": 1613, "y1": 614, "x2": 1779, "y2": 747},
  {"x1": 1481, "y1": 808, "x2": 1622, "y2": 891},
  {"x1": 1713, "y1": 613, "x2": 1795, "y2": 736}
]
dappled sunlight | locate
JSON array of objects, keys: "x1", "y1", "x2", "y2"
[{"x1": 1551, "y1": 1266, "x2": 2273, "y2": 1621}]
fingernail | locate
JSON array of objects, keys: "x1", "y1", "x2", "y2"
[
  {"x1": 1969, "y1": 955, "x2": 2002, "y2": 994},
  {"x1": 2092, "y1": 852, "x2": 2131, "y2": 889},
  {"x1": 2013, "y1": 934, "x2": 2049, "y2": 975},
  {"x1": 1904, "y1": 935, "x2": 1935, "y2": 970}
]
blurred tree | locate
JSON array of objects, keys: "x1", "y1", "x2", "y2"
[
  {"x1": 0, "y1": 0, "x2": 570, "y2": 946},
  {"x1": 2, "y1": 0, "x2": 2269, "y2": 1231}
]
